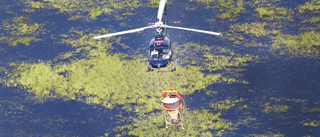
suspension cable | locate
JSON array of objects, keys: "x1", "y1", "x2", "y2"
[{"x1": 162, "y1": 73, "x2": 175, "y2": 90}]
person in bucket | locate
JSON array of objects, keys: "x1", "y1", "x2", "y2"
[{"x1": 161, "y1": 92, "x2": 185, "y2": 129}]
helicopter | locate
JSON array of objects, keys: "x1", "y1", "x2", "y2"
[{"x1": 93, "y1": 0, "x2": 221, "y2": 72}]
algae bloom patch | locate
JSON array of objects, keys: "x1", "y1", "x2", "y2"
[
  {"x1": 26, "y1": 0, "x2": 141, "y2": 19},
  {"x1": 0, "y1": 16, "x2": 44, "y2": 46},
  {"x1": 114, "y1": 110, "x2": 232, "y2": 136},
  {"x1": 8, "y1": 52, "x2": 219, "y2": 113}
]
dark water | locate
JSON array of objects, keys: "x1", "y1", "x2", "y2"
[{"x1": 1, "y1": 0, "x2": 320, "y2": 136}]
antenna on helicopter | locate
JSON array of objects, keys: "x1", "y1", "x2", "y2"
[{"x1": 93, "y1": 0, "x2": 221, "y2": 39}]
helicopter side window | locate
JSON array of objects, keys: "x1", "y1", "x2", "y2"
[
  {"x1": 162, "y1": 49, "x2": 169, "y2": 54},
  {"x1": 161, "y1": 49, "x2": 170, "y2": 59}
]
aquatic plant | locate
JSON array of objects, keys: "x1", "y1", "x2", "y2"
[
  {"x1": 3, "y1": 23, "x2": 256, "y2": 115},
  {"x1": 256, "y1": 7, "x2": 293, "y2": 21},
  {"x1": 298, "y1": 0, "x2": 320, "y2": 14},
  {"x1": 252, "y1": 133, "x2": 285, "y2": 137},
  {"x1": 9, "y1": 37, "x2": 40, "y2": 46},
  {"x1": 203, "y1": 53, "x2": 253, "y2": 72},
  {"x1": 113, "y1": 110, "x2": 232, "y2": 136},
  {"x1": 149, "y1": 0, "x2": 160, "y2": 8},
  {"x1": 0, "y1": 16, "x2": 43, "y2": 46},
  {"x1": 210, "y1": 98, "x2": 243, "y2": 111},
  {"x1": 173, "y1": 42, "x2": 255, "y2": 86},
  {"x1": 89, "y1": 8, "x2": 103, "y2": 19},
  {"x1": 272, "y1": 31, "x2": 320, "y2": 54},
  {"x1": 250, "y1": 0, "x2": 293, "y2": 21},
  {"x1": 256, "y1": 7, "x2": 275, "y2": 20},
  {"x1": 67, "y1": 15, "x2": 83, "y2": 21},
  {"x1": 307, "y1": 108, "x2": 320, "y2": 113},
  {"x1": 22, "y1": 9, "x2": 36, "y2": 14},
  {"x1": 62, "y1": 29, "x2": 114, "y2": 54},
  {"x1": 27, "y1": 1, "x2": 45, "y2": 9},
  {"x1": 190, "y1": 0, "x2": 245, "y2": 20},
  {"x1": 173, "y1": 42, "x2": 255, "y2": 72},
  {"x1": 6, "y1": 30, "x2": 224, "y2": 113},
  {"x1": 230, "y1": 22, "x2": 268, "y2": 37},
  {"x1": 244, "y1": 41, "x2": 268, "y2": 47},
  {"x1": 9, "y1": 53, "x2": 221, "y2": 113},
  {"x1": 262, "y1": 103, "x2": 288, "y2": 113},
  {"x1": 302, "y1": 120, "x2": 320, "y2": 127},
  {"x1": 27, "y1": 0, "x2": 141, "y2": 19},
  {"x1": 190, "y1": 0, "x2": 215, "y2": 8},
  {"x1": 302, "y1": 17, "x2": 320, "y2": 24},
  {"x1": 215, "y1": 0, "x2": 245, "y2": 20}
]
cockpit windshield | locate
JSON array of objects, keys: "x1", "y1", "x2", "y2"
[{"x1": 150, "y1": 47, "x2": 170, "y2": 61}]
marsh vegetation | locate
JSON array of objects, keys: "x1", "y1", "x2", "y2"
[
  {"x1": 190, "y1": 0, "x2": 245, "y2": 20},
  {"x1": 113, "y1": 110, "x2": 232, "y2": 136},
  {"x1": 0, "y1": 16, "x2": 43, "y2": 46}
]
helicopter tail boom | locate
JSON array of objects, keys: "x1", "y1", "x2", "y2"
[{"x1": 157, "y1": 0, "x2": 167, "y2": 23}]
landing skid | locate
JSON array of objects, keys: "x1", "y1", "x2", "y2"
[
  {"x1": 146, "y1": 61, "x2": 154, "y2": 72},
  {"x1": 158, "y1": 58, "x2": 177, "y2": 73}
]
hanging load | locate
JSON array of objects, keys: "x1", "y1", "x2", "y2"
[{"x1": 161, "y1": 90, "x2": 185, "y2": 129}]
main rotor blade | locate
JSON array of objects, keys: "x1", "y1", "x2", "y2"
[
  {"x1": 93, "y1": 26, "x2": 155, "y2": 39},
  {"x1": 165, "y1": 25, "x2": 221, "y2": 36},
  {"x1": 157, "y1": 0, "x2": 167, "y2": 22}
]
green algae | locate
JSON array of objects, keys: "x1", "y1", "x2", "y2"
[
  {"x1": 262, "y1": 103, "x2": 288, "y2": 113},
  {"x1": 113, "y1": 110, "x2": 232, "y2": 136},
  {"x1": 215, "y1": 0, "x2": 245, "y2": 20},
  {"x1": 88, "y1": 8, "x2": 104, "y2": 19},
  {"x1": 256, "y1": 7, "x2": 293, "y2": 21},
  {"x1": 226, "y1": 22, "x2": 273, "y2": 46},
  {"x1": 230, "y1": 22, "x2": 268, "y2": 37},
  {"x1": 252, "y1": 133, "x2": 284, "y2": 137},
  {"x1": 203, "y1": 53, "x2": 253, "y2": 72},
  {"x1": 302, "y1": 17, "x2": 320, "y2": 24},
  {"x1": 303, "y1": 121, "x2": 320, "y2": 127},
  {"x1": 249, "y1": 0, "x2": 293, "y2": 21},
  {"x1": 272, "y1": 31, "x2": 320, "y2": 55},
  {"x1": 9, "y1": 37, "x2": 41, "y2": 46},
  {"x1": 256, "y1": 7, "x2": 275, "y2": 20},
  {"x1": 27, "y1": 0, "x2": 141, "y2": 19},
  {"x1": 245, "y1": 41, "x2": 268, "y2": 47},
  {"x1": 190, "y1": 0, "x2": 245, "y2": 20},
  {"x1": 10, "y1": 56, "x2": 220, "y2": 113},
  {"x1": 4, "y1": 30, "x2": 228, "y2": 113},
  {"x1": 67, "y1": 15, "x2": 83, "y2": 21},
  {"x1": 62, "y1": 29, "x2": 114, "y2": 54},
  {"x1": 298, "y1": 0, "x2": 320, "y2": 14},
  {"x1": 307, "y1": 108, "x2": 320, "y2": 113},
  {"x1": 190, "y1": 0, "x2": 215, "y2": 8},
  {"x1": 27, "y1": 1, "x2": 45, "y2": 9},
  {"x1": 56, "y1": 52, "x2": 74, "y2": 60},
  {"x1": 270, "y1": 97, "x2": 308, "y2": 104},
  {"x1": 173, "y1": 42, "x2": 255, "y2": 71},
  {"x1": 22, "y1": 9, "x2": 36, "y2": 14},
  {"x1": 3, "y1": 26, "x2": 257, "y2": 114},
  {"x1": 0, "y1": 16, "x2": 44, "y2": 46},
  {"x1": 210, "y1": 98, "x2": 243, "y2": 111},
  {"x1": 149, "y1": 0, "x2": 160, "y2": 8},
  {"x1": 173, "y1": 42, "x2": 256, "y2": 84}
]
